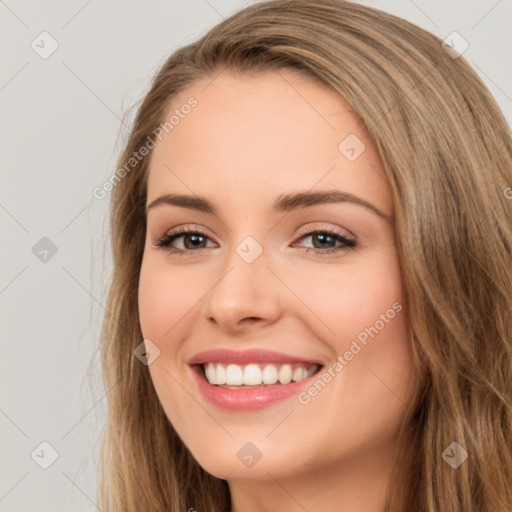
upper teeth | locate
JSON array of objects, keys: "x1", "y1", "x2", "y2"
[{"x1": 203, "y1": 363, "x2": 318, "y2": 386}]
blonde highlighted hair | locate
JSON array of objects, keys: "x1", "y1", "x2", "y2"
[{"x1": 98, "y1": 1, "x2": 512, "y2": 510}]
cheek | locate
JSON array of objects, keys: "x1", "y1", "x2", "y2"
[
  {"x1": 138, "y1": 260, "x2": 200, "y2": 341},
  {"x1": 286, "y1": 250, "x2": 403, "y2": 342},
  {"x1": 138, "y1": 262, "x2": 202, "y2": 417}
]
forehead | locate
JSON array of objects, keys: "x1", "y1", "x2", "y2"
[{"x1": 146, "y1": 69, "x2": 390, "y2": 214}]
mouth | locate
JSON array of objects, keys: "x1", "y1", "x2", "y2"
[{"x1": 188, "y1": 349, "x2": 325, "y2": 410}]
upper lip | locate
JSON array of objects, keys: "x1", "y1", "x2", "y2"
[{"x1": 188, "y1": 348, "x2": 324, "y2": 366}]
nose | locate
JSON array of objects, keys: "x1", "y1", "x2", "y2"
[{"x1": 201, "y1": 248, "x2": 284, "y2": 333}]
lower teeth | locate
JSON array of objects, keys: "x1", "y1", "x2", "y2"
[{"x1": 217, "y1": 383, "x2": 283, "y2": 389}]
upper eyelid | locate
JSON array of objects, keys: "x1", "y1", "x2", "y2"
[
  {"x1": 166, "y1": 225, "x2": 217, "y2": 242},
  {"x1": 294, "y1": 222, "x2": 355, "y2": 240},
  {"x1": 164, "y1": 221, "x2": 354, "y2": 238}
]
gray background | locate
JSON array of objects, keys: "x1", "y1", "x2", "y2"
[{"x1": 1, "y1": 1, "x2": 511, "y2": 510}]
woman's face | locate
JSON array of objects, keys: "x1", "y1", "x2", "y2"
[{"x1": 138, "y1": 68, "x2": 415, "y2": 483}]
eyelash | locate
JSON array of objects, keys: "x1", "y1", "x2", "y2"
[{"x1": 153, "y1": 225, "x2": 356, "y2": 257}]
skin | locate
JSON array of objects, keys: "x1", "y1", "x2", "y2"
[{"x1": 138, "y1": 68, "x2": 416, "y2": 512}]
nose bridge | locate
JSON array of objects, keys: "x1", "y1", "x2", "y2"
[
  {"x1": 202, "y1": 233, "x2": 282, "y2": 329},
  {"x1": 212, "y1": 233, "x2": 269, "y2": 303},
  {"x1": 216, "y1": 231, "x2": 269, "y2": 285}
]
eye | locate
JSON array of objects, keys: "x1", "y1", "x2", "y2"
[
  {"x1": 153, "y1": 225, "x2": 216, "y2": 255},
  {"x1": 291, "y1": 228, "x2": 356, "y2": 255}
]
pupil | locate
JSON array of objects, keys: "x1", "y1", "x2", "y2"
[
  {"x1": 185, "y1": 234, "x2": 205, "y2": 249},
  {"x1": 314, "y1": 233, "x2": 333, "y2": 248}
]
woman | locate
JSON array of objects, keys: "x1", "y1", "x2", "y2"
[{"x1": 98, "y1": 0, "x2": 512, "y2": 510}]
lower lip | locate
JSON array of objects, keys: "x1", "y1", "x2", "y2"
[{"x1": 191, "y1": 365, "x2": 319, "y2": 411}]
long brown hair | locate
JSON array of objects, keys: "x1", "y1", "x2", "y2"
[{"x1": 97, "y1": 1, "x2": 512, "y2": 510}]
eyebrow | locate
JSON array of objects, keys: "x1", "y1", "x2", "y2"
[{"x1": 146, "y1": 190, "x2": 391, "y2": 220}]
